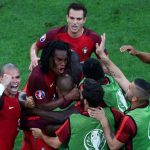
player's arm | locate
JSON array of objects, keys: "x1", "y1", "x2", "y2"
[
  {"x1": 31, "y1": 128, "x2": 62, "y2": 149},
  {"x1": 96, "y1": 33, "x2": 130, "y2": 92},
  {"x1": 18, "y1": 92, "x2": 35, "y2": 108},
  {"x1": 29, "y1": 42, "x2": 40, "y2": 71},
  {"x1": 88, "y1": 107, "x2": 124, "y2": 150},
  {"x1": 38, "y1": 87, "x2": 80, "y2": 111},
  {"x1": 120, "y1": 45, "x2": 150, "y2": 64}
]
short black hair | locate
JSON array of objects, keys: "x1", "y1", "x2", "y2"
[
  {"x1": 40, "y1": 40, "x2": 71, "y2": 74},
  {"x1": 67, "y1": 2, "x2": 87, "y2": 17},
  {"x1": 66, "y1": 51, "x2": 82, "y2": 85},
  {"x1": 134, "y1": 78, "x2": 150, "y2": 91},
  {"x1": 82, "y1": 78, "x2": 104, "y2": 107},
  {"x1": 83, "y1": 58, "x2": 105, "y2": 82}
]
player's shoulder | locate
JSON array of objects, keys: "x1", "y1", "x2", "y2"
[
  {"x1": 47, "y1": 25, "x2": 67, "y2": 34},
  {"x1": 84, "y1": 27, "x2": 99, "y2": 36}
]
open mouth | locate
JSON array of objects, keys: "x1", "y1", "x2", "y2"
[
  {"x1": 59, "y1": 68, "x2": 65, "y2": 74},
  {"x1": 10, "y1": 84, "x2": 19, "y2": 92},
  {"x1": 71, "y1": 25, "x2": 78, "y2": 31}
]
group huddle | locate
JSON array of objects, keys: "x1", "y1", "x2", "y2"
[{"x1": 0, "y1": 2, "x2": 150, "y2": 150}]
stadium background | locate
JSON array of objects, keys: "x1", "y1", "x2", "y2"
[{"x1": 0, "y1": 0, "x2": 149, "y2": 149}]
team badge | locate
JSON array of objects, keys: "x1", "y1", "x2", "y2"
[
  {"x1": 40, "y1": 34, "x2": 46, "y2": 42},
  {"x1": 84, "y1": 129, "x2": 106, "y2": 150},
  {"x1": 35, "y1": 90, "x2": 45, "y2": 100},
  {"x1": 82, "y1": 47, "x2": 88, "y2": 55}
]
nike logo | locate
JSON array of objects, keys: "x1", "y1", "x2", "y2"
[
  {"x1": 9, "y1": 106, "x2": 14, "y2": 110},
  {"x1": 50, "y1": 82, "x2": 54, "y2": 88}
]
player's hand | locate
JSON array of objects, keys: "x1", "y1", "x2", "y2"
[
  {"x1": 29, "y1": 56, "x2": 40, "y2": 71},
  {"x1": 120, "y1": 45, "x2": 138, "y2": 56},
  {"x1": 25, "y1": 96, "x2": 35, "y2": 108},
  {"x1": 96, "y1": 33, "x2": 106, "y2": 57},
  {"x1": 31, "y1": 128, "x2": 42, "y2": 138},
  {"x1": 1, "y1": 74, "x2": 12, "y2": 88},
  {"x1": 65, "y1": 87, "x2": 80, "y2": 101},
  {"x1": 88, "y1": 107, "x2": 106, "y2": 122}
]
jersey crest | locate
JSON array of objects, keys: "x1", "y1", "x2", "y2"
[
  {"x1": 35, "y1": 90, "x2": 45, "y2": 100},
  {"x1": 84, "y1": 129, "x2": 106, "y2": 150},
  {"x1": 82, "y1": 47, "x2": 88, "y2": 55}
]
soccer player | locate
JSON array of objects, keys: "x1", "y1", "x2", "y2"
[
  {"x1": 120, "y1": 45, "x2": 150, "y2": 64},
  {"x1": 82, "y1": 58, "x2": 129, "y2": 112},
  {"x1": 0, "y1": 63, "x2": 21, "y2": 150},
  {"x1": 29, "y1": 2, "x2": 104, "y2": 71},
  {"x1": 31, "y1": 78, "x2": 124, "y2": 150},
  {"x1": 21, "y1": 40, "x2": 80, "y2": 150},
  {"x1": 91, "y1": 33, "x2": 150, "y2": 149}
]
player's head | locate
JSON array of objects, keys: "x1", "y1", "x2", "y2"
[
  {"x1": 67, "y1": 2, "x2": 87, "y2": 18},
  {"x1": 66, "y1": 51, "x2": 82, "y2": 85},
  {"x1": 0, "y1": 63, "x2": 20, "y2": 96},
  {"x1": 56, "y1": 74, "x2": 74, "y2": 97},
  {"x1": 66, "y1": 3, "x2": 87, "y2": 36},
  {"x1": 82, "y1": 78, "x2": 104, "y2": 109},
  {"x1": 40, "y1": 40, "x2": 71, "y2": 75},
  {"x1": 83, "y1": 58, "x2": 105, "y2": 82},
  {"x1": 125, "y1": 78, "x2": 150, "y2": 101}
]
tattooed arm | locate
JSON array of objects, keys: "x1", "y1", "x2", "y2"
[{"x1": 96, "y1": 33, "x2": 130, "y2": 93}]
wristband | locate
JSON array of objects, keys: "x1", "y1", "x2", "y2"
[{"x1": 0, "y1": 84, "x2": 5, "y2": 96}]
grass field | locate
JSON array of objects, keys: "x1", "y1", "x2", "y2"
[{"x1": 0, "y1": 0, "x2": 150, "y2": 149}]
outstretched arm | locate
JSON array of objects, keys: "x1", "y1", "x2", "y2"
[
  {"x1": 96, "y1": 33, "x2": 130, "y2": 92},
  {"x1": 29, "y1": 42, "x2": 40, "y2": 71},
  {"x1": 120, "y1": 45, "x2": 150, "y2": 64}
]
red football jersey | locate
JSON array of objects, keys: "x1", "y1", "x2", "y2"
[
  {"x1": 36, "y1": 26, "x2": 101, "y2": 62},
  {"x1": 0, "y1": 93, "x2": 20, "y2": 150},
  {"x1": 26, "y1": 65, "x2": 56, "y2": 105}
]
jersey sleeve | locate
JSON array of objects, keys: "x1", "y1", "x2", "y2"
[
  {"x1": 55, "y1": 119, "x2": 70, "y2": 144},
  {"x1": 36, "y1": 27, "x2": 59, "y2": 49},
  {"x1": 115, "y1": 115, "x2": 136, "y2": 143}
]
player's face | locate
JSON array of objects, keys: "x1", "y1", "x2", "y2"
[
  {"x1": 52, "y1": 50, "x2": 68, "y2": 75},
  {"x1": 67, "y1": 9, "x2": 86, "y2": 37},
  {"x1": 4, "y1": 68, "x2": 21, "y2": 97}
]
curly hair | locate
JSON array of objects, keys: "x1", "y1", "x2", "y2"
[{"x1": 40, "y1": 40, "x2": 71, "y2": 74}]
